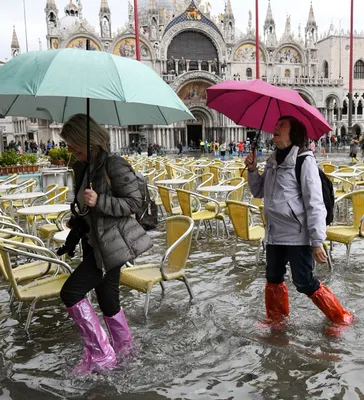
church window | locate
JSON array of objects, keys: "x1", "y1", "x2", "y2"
[
  {"x1": 342, "y1": 100, "x2": 347, "y2": 115},
  {"x1": 354, "y1": 60, "x2": 364, "y2": 79},
  {"x1": 167, "y1": 31, "x2": 218, "y2": 63},
  {"x1": 201, "y1": 61, "x2": 208, "y2": 71},
  {"x1": 357, "y1": 100, "x2": 363, "y2": 115},
  {"x1": 49, "y1": 12, "x2": 56, "y2": 23},
  {"x1": 323, "y1": 61, "x2": 329, "y2": 78},
  {"x1": 246, "y1": 68, "x2": 252, "y2": 79}
]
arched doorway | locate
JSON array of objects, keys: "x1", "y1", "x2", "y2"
[
  {"x1": 353, "y1": 124, "x2": 361, "y2": 138},
  {"x1": 186, "y1": 115, "x2": 203, "y2": 148},
  {"x1": 186, "y1": 108, "x2": 214, "y2": 148}
]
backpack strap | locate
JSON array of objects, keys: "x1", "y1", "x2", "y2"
[{"x1": 295, "y1": 150, "x2": 313, "y2": 186}]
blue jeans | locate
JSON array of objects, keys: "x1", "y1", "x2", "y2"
[{"x1": 266, "y1": 245, "x2": 320, "y2": 296}]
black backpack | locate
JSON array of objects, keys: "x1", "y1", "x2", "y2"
[
  {"x1": 295, "y1": 153, "x2": 335, "y2": 226},
  {"x1": 104, "y1": 160, "x2": 158, "y2": 231},
  {"x1": 135, "y1": 173, "x2": 159, "y2": 231}
]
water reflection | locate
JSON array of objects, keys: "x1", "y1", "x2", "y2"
[{"x1": 1, "y1": 153, "x2": 364, "y2": 399}]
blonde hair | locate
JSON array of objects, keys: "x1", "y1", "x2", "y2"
[{"x1": 60, "y1": 114, "x2": 110, "y2": 157}]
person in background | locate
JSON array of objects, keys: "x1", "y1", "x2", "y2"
[
  {"x1": 59, "y1": 114, "x2": 153, "y2": 374},
  {"x1": 349, "y1": 138, "x2": 359, "y2": 163},
  {"x1": 245, "y1": 115, "x2": 353, "y2": 333},
  {"x1": 237, "y1": 140, "x2": 244, "y2": 157},
  {"x1": 177, "y1": 141, "x2": 183, "y2": 156},
  {"x1": 147, "y1": 143, "x2": 154, "y2": 157},
  {"x1": 213, "y1": 140, "x2": 220, "y2": 157},
  {"x1": 220, "y1": 142, "x2": 226, "y2": 160}
]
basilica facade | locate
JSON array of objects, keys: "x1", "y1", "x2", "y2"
[{"x1": 5, "y1": 0, "x2": 354, "y2": 150}]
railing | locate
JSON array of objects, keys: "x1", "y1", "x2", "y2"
[
  {"x1": 161, "y1": 72, "x2": 343, "y2": 87},
  {"x1": 262, "y1": 77, "x2": 344, "y2": 86}
]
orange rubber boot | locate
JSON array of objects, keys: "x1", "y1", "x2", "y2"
[
  {"x1": 265, "y1": 282, "x2": 290, "y2": 323},
  {"x1": 309, "y1": 283, "x2": 354, "y2": 334}
]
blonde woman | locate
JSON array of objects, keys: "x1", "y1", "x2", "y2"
[{"x1": 60, "y1": 114, "x2": 153, "y2": 374}]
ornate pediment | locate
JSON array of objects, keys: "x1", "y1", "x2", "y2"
[{"x1": 60, "y1": 18, "x2": 96, "y2": 39}]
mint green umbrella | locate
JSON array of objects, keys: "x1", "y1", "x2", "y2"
[
  {"x1": 0, "y1": 49, "x2": 193, "y2": 125},
  {"x1": 0, "y1": 48, "x2": 194, "y2": 197}
]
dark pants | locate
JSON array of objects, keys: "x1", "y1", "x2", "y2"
[
  {"x1": 60, "y1": 240, "x2": 121, "y2": 317},
  {"x1": 266, "y1": 245, "x2": 320, "y2": 297}
]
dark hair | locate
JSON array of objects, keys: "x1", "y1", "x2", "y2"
[{"x1": 278, "y1": 116, "x2": 307, "y2": 148}]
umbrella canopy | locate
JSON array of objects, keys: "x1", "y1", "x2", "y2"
[
  {"x1": 0, "y1": 49, "x2": 194, "y2": 125},
  {"x1": 207, "y1": 80, "x2": 331, "y2": 140}
]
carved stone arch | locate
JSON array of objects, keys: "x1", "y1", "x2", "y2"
[
  {"x1": 63, "y1": 34, "x2": 102, "y2": 51},
  {"x1": 340, "y1": 124, "x2": 347, "y2": 136},
  {"x1": 231, "y1": 40, "x2": 268, "y2": 63},
  {"x1": 352, "y1": 123, "x2": 363, "y2": 137},
  {"x1": 170, "y1": 70, "x2": 221, "y2": 92},
  {"x1": 189, "y1": 105, "x2": 216, "y2": 127},
  {"x1": 161, "y1": 22, "x2": 225, "y2": 61},
  {"x1": 296, "y1": 89, "x2": 316, "y2": 106},
  {"x1": 325, "y1": 93, "x2": 341, "y2": 109},
  {"x1": 110, "y1": 34, "x2": 154, "y2": 60},
  {"x1": 273, "y1": 43, "x2": 305, "y2": 65}
]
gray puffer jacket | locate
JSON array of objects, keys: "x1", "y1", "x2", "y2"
[
  {"x1": 73, "y1": 150, "x2": 153, "y2": 272},
  {"x1": 248, "y1": 146, "x2": 326, "y2": 247}
]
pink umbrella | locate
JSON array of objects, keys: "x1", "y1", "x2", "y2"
[{"x1": 207, "y1": 80, "x2": 331, "y2": 140}]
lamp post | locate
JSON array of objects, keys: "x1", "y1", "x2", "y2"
[
  {"x1": 348, "y1": 0, "x2": 354, "y2": 140},
  {"x1": 134, "y1": 0, "x2": 141, "y2": 61},
  {"x1": 23, "y1": 0, "x2": 29, "y2": 52},
  {"x1": 255, "y1": 0, "x2": 260, "y2": 79}
]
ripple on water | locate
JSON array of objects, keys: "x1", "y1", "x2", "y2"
[{"x1": 1, "y1": 179, "x2": 364, "y2": 398}]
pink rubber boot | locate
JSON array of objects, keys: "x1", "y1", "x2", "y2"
[
  {"x1": 66, "y1": 298, "x2": 117, "y2": 374},
  {"x1": 103, "y1": 308, "x2": 133, "y2": 355}
]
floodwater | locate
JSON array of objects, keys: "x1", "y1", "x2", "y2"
[{"x1": 1, "y1": 150, "x2": 364, "y2": 399}]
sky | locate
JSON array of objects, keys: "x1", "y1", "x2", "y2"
[{"x1": 1, "y1": 0, "x2": 364, "y2": 61}]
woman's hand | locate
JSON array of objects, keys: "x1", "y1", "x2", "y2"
[
  {"x1": 312, "y1": 246, "x2": 328, "y2": 264},
  {"x1": 84, "y1": 189, "x2": 98, "y2": 208},
  {"x1": 245, "y1": 151, "x2": 258, "y2": 172}
]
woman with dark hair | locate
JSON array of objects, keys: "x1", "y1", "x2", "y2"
[{"x1": 245, "y1": 116, "x2": 353, "y2": 332}]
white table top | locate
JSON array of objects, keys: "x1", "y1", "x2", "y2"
[
  {"x1": 156, "y1": 179, "x2": 189, "y2": 186},
  {"x1": 223, "y1": 166, "x2": 243, "y2": 170},
  {"x1": 17, "y1": 204, "x2": 70, "y2": 216},
  {"x1": 197, "y1": 185, "x2": 236, "y2": 193},
  {"x1": 0, "y1": 184, "x2": 19, "y2": 191},
  {"x1": 53, "y1": 229, "x2": 70, "y2": 243},
  {"x1": 0, "y1": 192, "x2": 45, "y2": 201},
  {"x1": 332, "y1": 172, "x2": 360, "y2": 178},
  {"x1": 41, "y1": 168, "x2": 69, "y2": 174}
]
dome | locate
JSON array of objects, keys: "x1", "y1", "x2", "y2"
[
  {"x1": 61, "y1": 1, "x2": 80, "y2": 33},
  {"x1": 64, "y1": 0, "x2": 79, "y2": 16},
  {"x1": 60, "y1": 14, "x2": 79, "y2": 32},
  {"x1": 138, "y1": 0, "x2": 186, "y2": 23}
]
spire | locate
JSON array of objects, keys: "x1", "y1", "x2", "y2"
[
  {"x1": 11, "y1": 26, "x2": 20, "y2": 49},
  {"x1": 100, "y1": 0, "x2": 110, "y2": 13},
  {"x1": 284, "y1": 14, "x2": 291, "y2": 36},
  {"x1": 264, "y1": 0, "x2": 277, "y2": 47},
  {"x1": 225, "y1": 0, "x2": 234, "y2": 20},
  {"x1": 307, "y1": 1, "x2": 317, "y2": 27},
  {"x1": 45, "y1": 0, "x2": 57, "y2": 8},
  {"x1": 11, "y1": 26, "x2": 20, "y2": 58},
  {"x1": 264, "y1": 0, "x2": 274, "y2": 26}
]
